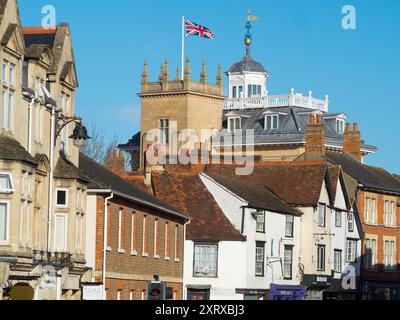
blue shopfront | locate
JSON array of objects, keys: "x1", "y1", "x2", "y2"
[{"x1": 269, "y1": 284, "x2": 306, "y2": 300}]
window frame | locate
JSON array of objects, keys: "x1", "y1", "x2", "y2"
[
  {"x1": 348, "y1": 212, "x2": 355, "y2": 232},
  {"x1": 336, "y1": 119, "x2": 345, "y2": 135},
  {"x1": 117, "y1": 208, "x2": 124, "y2": 252},
  {"x1": 0, "y1": 200, "x2": 10, "y2": 245},
  {"x1": 265, "y1": 114, "x2": 279, "y2": 131},
  {"x1": 335, "y1": 210, "x2": 342, "y2": 228},
  {"x1": 227, "y1": 116, "x2": 241, "y2": 132},
  {"x1": 193, "y1": 242, "x2": 219, "y2": 278},
  {"x1": 346, "y1": 240, "x2": 357, "y2": 263},
  {"x1": 0, "y1": 172, "x2": 14, "y2": 194},
  {"x1": 55, "y1": 188, "x2": 69, "y2": 208},
  {"x1": 154, "y1": 219, "x2": 159, "y2": 259},
  {"x1": 255, "y1": 211, "x2": 265, "y2": 234},
  {"x1": 159, "y1": 118, "x2": 170, "y2": 145},
  {"x1": 334, "y1": 249, "x2": 343, "y2": 273},
  {"x1": 318, "y1": 203, "x2": 326, "y2": 227},
  {"x1": 283, "y1": 245, "x2": 294, "y2": 280},
  {"x1": 54, "y1": 213, "x2": 68, "y2": 253},
  {"x1": 255, "y1": 242, "x2": 266, "y2": 277},
  {"x1": 285, "y1": 215, "x2": 294, "y2": 238},
  {"x1": 317, "y1": 245, "x2": 326, "y2": 271}
]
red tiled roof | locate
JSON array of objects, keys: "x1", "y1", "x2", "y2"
[
  {"x1": 22, "y1": 26, "x2": 57, "y2": 35},
  {"x1": 205, "y1": 162, "x2": 330, "y2": 207},
  {"x1": 152, "y1": 172, "x2": 246, "y2": 242}
]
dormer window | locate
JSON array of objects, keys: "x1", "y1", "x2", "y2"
[
  {"x1": 265, "y1": 115, "x2": 279, "y2": 131},
  {"x1": 228, "y1": 117, "x2": 241, "y2": 132},
  {"x1": 232, "y1": 86, "x2": 243, "y2": 99},
  {"x1": 336, "y1": 119, "x2": 345, "y2": 134}
]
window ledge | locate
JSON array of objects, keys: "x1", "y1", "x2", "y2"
[
  {"x1": 131, "y1": 250, "x2": 138, "y2": 256},
  {"x1": 106, "y1": 246, "x2": 112, "y2": 252},
  {"x1": 142, "y1": 252, "x2": 149, "y2": 258},
  {"x1": 165, "y1": 257, "x2": 171, "y2": 261},
  {"x1": 175, "y1": 258, "x2": 180, "y2": 263},
  {"x1": 154, "y1": 255, "x2": 160, "y2": 260},
  {"x1": 118, "y1": 249, "x2": 126, "y2": 254}
]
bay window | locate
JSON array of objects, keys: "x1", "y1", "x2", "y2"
[
  {"x1": 0, "y1": 173, "x2": 14, "y2": 193},
  {"x1": 194, "y1": 243, "x2": 218, "y2": 277}
]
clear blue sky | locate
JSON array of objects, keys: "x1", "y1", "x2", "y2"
[{"x1": 19, "y1": 0, "x2": 400, "y2": 173}]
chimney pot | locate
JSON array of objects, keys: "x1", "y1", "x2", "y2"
[
  {"x1": 353, "y1": 123, "x2": 359, "y2": 132},
  {"x1": 113, "y1": 149, "x2": 117, "y2": 158},
  {"x1": 310, "y1": 115, "x2": 315, "y2": 125},
  {"x1": 316, "y1": 115, "x2": 322, "y2": 124},
  {"x1": 345, "y1": 123, "x2": 351, "y2": 134},
  {"x1": 119, "y1": 150, "x2": 124, "y2": 159}
]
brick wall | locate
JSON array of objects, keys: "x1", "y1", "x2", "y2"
[
  {"x1": 358, "y1": 190, "x2": 400, "y2": 281},
  {"x1": 94, "y1": 195, "x2": 185, "y2": 300}
]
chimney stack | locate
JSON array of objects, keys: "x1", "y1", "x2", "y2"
[
  {"x1": 343, "y1": 122, "x2": 362, "y2": 162},
  {"x1": 305, "y1": 114, "x2": 325, "y2": 161},
  {"x1": 105, "y1": 149, "x2": 126, "y2": 177}
]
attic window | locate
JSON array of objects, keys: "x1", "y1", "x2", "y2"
[
  {"x1": 228, "y1": 117, "x2": 241, "y2": 132},
  {"x1": 336, "y1": 119, "x2": 345, "y2": 134},
  {"x1": 248, "y1": 84, "x2": 262, "y2": 97},
  {"x1": 265, "y1": 115, "x2": 279, "y2": 130}
]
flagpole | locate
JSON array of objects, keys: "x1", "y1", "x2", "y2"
[{"x1": 181, "y1": 16, "x2": 185, "y2": 80}]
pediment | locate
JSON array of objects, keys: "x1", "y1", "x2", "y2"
[
  {"x1": 60, "y1": 61, "x2": 78, "y2": 88},
  {"x1": 1, "y1": 23, "x2": 25, "y2": 56}
]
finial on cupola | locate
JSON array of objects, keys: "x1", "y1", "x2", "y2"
[
  {"x1": 200, "y1": 61, "x2": 207, "y2": 84},
  {"x1": 245, "y1": 9, "x2": 259, "y2": 55},
  {"x1": 184, "y1": 57, "x2": 191, "y2": 81},
  {"x1": 141, "y1": 60, "x2": 148, "y2": 85}
]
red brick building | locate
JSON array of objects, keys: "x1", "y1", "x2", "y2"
[{"x1": 79, "y1": 153, "x2": 190, "y2": 300}]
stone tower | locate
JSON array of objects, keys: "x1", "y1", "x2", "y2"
[{"x1": 138, "y1": 59, "x2": 225, "y2": 169}]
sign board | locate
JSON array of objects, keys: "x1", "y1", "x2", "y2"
[
  {"x1": 82, "y1": 285, "x2": 103, "y2": 300},
  {"x1": 269, "y1": 284, "x2": 306, "y2": 301}
]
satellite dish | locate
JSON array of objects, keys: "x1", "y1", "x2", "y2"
[{"x1": 10, "y1": 283, "x2": 35, "y2": 301}]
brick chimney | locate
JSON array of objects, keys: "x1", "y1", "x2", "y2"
[
  {"x1": 305, "y1": 114, "x2": 325, "y2": 160},
  {"x1": 105, "y1": 149, "x2": 126, "y2": 176},
  {"x1": 343, "y1": 123, "x2": 362, "y2": 162}
]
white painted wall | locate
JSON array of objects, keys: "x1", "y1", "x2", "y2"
[{"x1": 183, "y1": 174, "x2": 301, "y2": 300}]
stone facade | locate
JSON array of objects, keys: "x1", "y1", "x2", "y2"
[{"x1": 0, "y1": 0, "x2": 88, "y2": 300}]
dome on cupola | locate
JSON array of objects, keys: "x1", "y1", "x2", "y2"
[{"x1": 227, "y1": 48, "x2": 268, "y2": 75}]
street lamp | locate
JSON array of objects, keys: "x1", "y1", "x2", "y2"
[{"x1": 69, "y1": 122, "x2": 91, "y2": 148}]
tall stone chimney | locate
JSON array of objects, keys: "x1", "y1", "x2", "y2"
[
  {"x1": 305, "y1": 114, "x2": 325, "y2": 160},
  {"x1": 105, "y1": 149, "x2": 126, "y2": 176},
  {"x1": 343, "y1": 123, "x2": 362, "y2": 162}
]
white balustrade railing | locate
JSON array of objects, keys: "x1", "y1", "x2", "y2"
[{"x1": 223, "y1": 92, "x2": 329, "y2": 112}]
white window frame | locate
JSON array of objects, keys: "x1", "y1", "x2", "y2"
[
  {"x1": 255, "y1": 243, "x2": 265, "y2": 277},
  {"x1": 384, "y1": 201, "x2": 389, "y2": 226},
  {"x1": 317, "y1": 245, "x2": 326, "y2": 271},
  {"x1": 336, "y1": 119, "x2": 345, "y2": 134},
  {"x1": 365, "y1": 197, "x2": 370, "y2": 223},
  {"x1": 54, "y1": 213, "x2": 68, "y2": 253},
  {"x1": 334, "y1": 249, "x2": 342, "y2": 273},
  {"x1": 117, "y1": 290, "x2": 121, "y2": 301},
  {"x1": 174, "y1": 225, "x2": 180, "y2": 262},
  {"x1": 346, "y1": 240, "x2": 357, "y2": 263},
  {"x1": 159, "y1": 119, "x2": 170, "y2": 145},
  {"x1": 142, "y1": 215, "x2": 148, "y2": 257},
  {"x1": 228, "y1": 117, "x2": 241, "y2": 132},
  {"x1": 335, "y1": 210, "x2": 342, "y2": 228},
  {"x1": 318, "y1": 203, "x2": 326, "y2": 227},
  {"x1": 55, "y1": 188, "x2": 69, "y2": 208},
  {"x1": 118, "y1": 208, "x2": 123, "y2": 252},
  {"x1": 371, "y1": 198, "x2": 376, "y2": 224},
  {"x1": 0, "y1": 172, "x2": 14, "y2": 194},
  {"x1": 283, "y1": 245, "x2": 293, "y2": 279},
  {"x1": 193, "y1": 243, "x2": 219, "y2": 278},
  {"x1": 348, "y1": 212, "x2": 355, "y2": 232},
  {"x1": 255, "y1": 211, "x2": 265, "y2": 233},
  {"x1": 131, "y1": 213, "x2": 137, "y2": 255},
  {"x1": 164, "y1": 222, "x2": 170, "y2": 260},
  {"x1": 129, "y1": 290, "x2": 134, "y2": 301},
  {"x1": 0, "y1": 200, "x2": 10, "y2": 245},
  {"x1": 154, "y1": 219, "x2": 159, "y2": 259},
  {"x1": 265, "y1": 115, "x2": 279, "y2": 131},
  {"x1": 285, "y1": 215, "x2": 294, "y2": 238}
]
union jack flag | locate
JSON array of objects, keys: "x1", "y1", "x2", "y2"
[{"x1": 185, "y1": 19, "x2": 215, "y2": 40}]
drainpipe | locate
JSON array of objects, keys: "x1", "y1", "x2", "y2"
[
  {"x1": 28, "y1": 98, "x2": 34, "y2": 154},
  {"x1": 47, "y1": 106, "x2": 56, "y2": 252},
  {"x1": 103, "y1": 193, "x2": 114, "y2": 300},
  {"x1": 182, "y1": 219, "x2": 191, "y2": 301}
]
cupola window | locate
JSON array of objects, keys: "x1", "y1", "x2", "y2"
[
  {"x1": 248, "y1": 84, "x2": 262, "y2": 97},
  {"x1": 336, "y1": 119, "x2": 345, "y2": 135}
]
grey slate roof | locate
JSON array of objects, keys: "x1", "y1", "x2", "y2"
[
  {"x1": 23, "y1": 33, "x2": 56, "y2": 50},
  {"x1": 205, "y1": 172, "x2": 302, "y2": 216},
  {"x1": 0, "y1": 134, "x2": 37, "y2": 166},
  {"x1": 326, "y1": 152, "x2": 400, "y2": 195},
  {"x1": 215, "y1": 106, "x2": 377, "y2": 153},
  {"x1": 79, "y1": 153, "x2": 190, "y2": 221},
  {"x1": 53, "y1": 153, "x2": 89, "y2": 183},
  {"x1": 227, "y1": 50, "x2": 268, "y2": 74}
]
